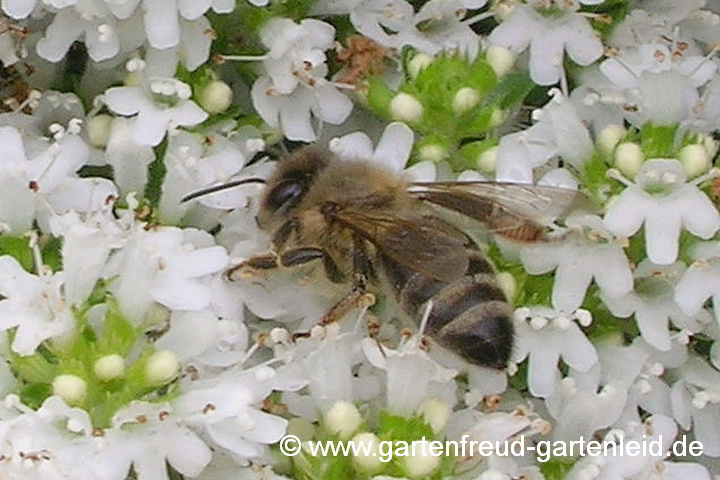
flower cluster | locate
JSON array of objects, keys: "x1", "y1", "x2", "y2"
[{"x1": 0, "y1": 0, "x2": 719, "y2": 479}]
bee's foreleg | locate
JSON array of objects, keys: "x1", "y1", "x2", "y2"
[
  {"x1": 226, "y1": 253, "x2": 280, "y2": 280},
  {"x1": 226, "y1": 247, "x2": 340, "y2": 280}
]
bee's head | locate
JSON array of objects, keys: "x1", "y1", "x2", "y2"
[{"x1": 256, "y1": 146, "x2": 332, "y2": 229}]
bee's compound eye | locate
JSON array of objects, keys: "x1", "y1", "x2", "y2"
[{"x1": 267, "y1": 180, "x2": 305, "y2": 212}]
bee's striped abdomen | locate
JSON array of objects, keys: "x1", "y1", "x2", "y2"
[{"x1": 382, "y1": 249, "x2": 514, "y2": 369}]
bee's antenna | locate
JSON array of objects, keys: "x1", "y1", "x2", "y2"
[{"x1": 181, "y1": 177, "x2": 266, "y2": 203}]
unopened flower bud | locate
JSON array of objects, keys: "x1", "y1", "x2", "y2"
[
  {"x1": 614, "y1": 142, "x2": 644, "y2": 178},
  {"x1": 351, "y1": 432, "x2": 384, "y2": 473},
  {"x1": 408, "y1": 53, "x2": 433, "y2": 78},
  {"x1": 452, "y1": 87, "x2": 480, "y2": 114},
  {"x1": 146, "y1": 350, "x2": 179, "y2": 385},
  {"x1": 94, "y1": 354, "x2": 126, "y2": 380},
  {"x1": 87, "y1": 114, "x2": 113, "y2": 148},
  {"x1": 198, "y1": 80, "x2": 233, "y2": 114},
  {"x1": 678, "y1": 144, "x2": 709, "y2": 178},
  {"x1": 496, "y1": 271, "x2": 516, "y2": 301},
  {"x1": 489, "y1": 107, "x2": 507, "y2": 128},
  {"x1": 325, "y1": 400, "x2": 362, "y2": 439},
  {"x1": 401, "y1": 439, "x2": 440, "y2": 478},
  {"x1": 390, "y1": 93, "x2": 424, "y2": 123},
  {"x1": 597, "y1": 124, "x2": 626, "y2": 154},
  {"x1": 530, "y1": 316, "x2": 548, "y2": 330},
  {"x1": 124, "y1": 70, "x2": 144, "y2": 87},
  {"x1": 418, "y1": 144, "x2": 448, "y2": 162},
  {"x1": 416, "y1": 397, "x2": 451, "y2": 433},
  {"x1": 476, "y1": 146, "x2": 497, "y2": 173},
  {"x1": 486, "y1": 46, "x2": 515, "y2": 77},
  {"x1": 53, "y1": 374, "x2": 87, "y2": 404}
]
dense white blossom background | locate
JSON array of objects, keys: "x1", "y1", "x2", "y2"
[{"x1": 0, "y1": 0, "x2": 719, "y2": 479}]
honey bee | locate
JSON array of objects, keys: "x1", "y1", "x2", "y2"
[{"x1": 185, "y1": 147, "x2": 586, "y2": 369}]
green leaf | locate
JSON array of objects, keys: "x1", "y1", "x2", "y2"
[
  {"x1": 375, "y1": 411, "x2": 434, "y2": 443},
  {"x1": 0, "y1": 236, "x2": 33, "y2": 271},
  {"x1": 41, "y1": 235, "x2": 63, "y2": 272},
  {"x1": 11, "y1": 352, "x2": 57, "y2": 383},
  {"x1": 19, "y1": 382, "x2": 53, "y2": 409},
  {"x1": 100, "y1": 298, "x2": 137, "y2": 357},
  {"x1": 366, "y1": 76, "x2": 395, "y2": 118},
  {"x1": 640, "y1": 122, "x2": 678, "y2": 158},
  {"x1": 144, "y1": 139, "x2": 168, "y2": 208},
  {"x1": 540, "y1": 459, "x2": 576, "y2": 480},
  {"x1": 481, "y1": 72, "x2": 534, "y2": 111}
]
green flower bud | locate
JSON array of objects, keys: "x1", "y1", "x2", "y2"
[
  {"x1": 614, "y1": 142, "x2": 644, "y2": 177},
  {"x1": 324, "y1": 400, "x2": 362, "y2": 439},
  {"x1": 52, "y1": 374, "x2": 87, "y2": 405},
  {"x1": 197, "y1": 80, "x2": 233, "y2": 114},
  {"x1": 145, "y1": 350, "x2": 179, "y2": 385},
  {"x1": 87, "y1": 114, "x2": 113, "y2": 148},
  {"x1": 390, "y1": 93, "x2": 424, "y2": 123},
  {"x1": 94, "y1": 354, "x2": 126, "y2": 381}
]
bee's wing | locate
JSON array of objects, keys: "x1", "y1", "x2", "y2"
[
  {"x1": 410, "y1": 181, "x2": 592, "y2": 241},
  {"x1": 328, "y1": 209, "x2": 469, "y2": 282}
]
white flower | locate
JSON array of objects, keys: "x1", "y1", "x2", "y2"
[
  {"x1": 173, "y1": 365, "x2": 300, "y2": 462},
  {"x1": 104, "y1": 117, "x2": 156, "y2": 196},
  {"x1": 567, "y1": 415, "x2": 712, "y2": 480},
  {"x1": 348, "y1": 0, "x2": 483, "y2": 58},
  {"x1": 144, "y1": 15, "x2": 214, "y2": 73},
  {"x1": 402, "y1": 0, "x2": 484, "y2": 60},
  {"x1": 520, "y1": 215, "x2": 633, "y2": 313},
  {"x1": 602, "y1": 260, "x2": 709, "y2": 351},
  {"x1": 104, "y1": 226, "x2": 229, "y2": 322},
  {"x1": 91, "y1": 402, "x2": 212, "y2": 480},
  {"x1": 107, "y1": 0, "x2": 216, "y2": 52},
  {"x1": 36, "y1": 7, "x2": 120, "y2": 62},
  {"x1": 280, "y1": 328, "x2": 367, "y2": 416},
  {"x1": 0, "y1": 125, "x2": 117, "y2": 233},
  {"x1": 158, "y1": 131, "x2": 248, "y2": 223},
  {"x1": 48, "y1": 210, "x2": 126, "y2": 305},
  {"x1": 329, "y1": 121, "x2": 436, "y2": 181},
  {"x1": 545, "y1": 366, "x2": 627, "y2": 445},
  {"x1": 1, "y1": 0, "x2": 38, "y2": 18},
  {"x1": 347, "y1": 0, "x2": 416, "y2": 49},
  {"x1": 251, "y1": 66, "x2": 353, "y2": 142},
  {"x1": 0, "y1": 256, "x2": 74, "y2": 355},
  {"x1": 669, "y1": 355, "x2": 720, "y2": 456},
  {"x1": 177, "y1": 0, "x2": 235, "y2": 20},
  {"x1": 155, "y1": 310, "x2": 248, "y2": 367},
  {"x1": 260, "y1": 18, "x2": 335, "y2": 95},
  {"x1": 103, "y1": 78, "x2": 208, "y2": 147},
  {"x1": 597, "y1": 341, "x2": 674, "y2": 426},
  {"x1": 488, "y1": 4, "x2": 603, "y2": 86},
  {"x1": 604, "y1": 159, "x2": 720, "y2": 265},
  {"x1": 674, "y1": 241, "x2": 720, "y2": 323},
  {"x1": 513, "y1": 306, "x2": 598, "y2": 397},
  {"x1": 599, "y1": 42, "x2": 717, "y2": 125},
  {"x1": 495, "y1": 90, "x2": 592, "y2": 182},
  {"x1": 247, "y1": 17, "x2": 353, "y2": 141},
  {"x1": 0, "y1": 396, "x2": 96, "y2": 479},
  {"x1": 362, "y1": 337, "x2": 457, "y2": 416}
]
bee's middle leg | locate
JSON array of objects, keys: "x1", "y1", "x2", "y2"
[{"x1": 310, "y1": 236, "x2": 376, "y2": 330}]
